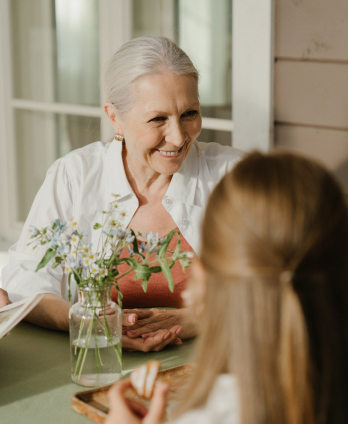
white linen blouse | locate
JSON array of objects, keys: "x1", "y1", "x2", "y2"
[
  {"x1": 170, "y1": 374, "x2": 240, "y2": 424},
  {"x1": 2, "y1": 139, "x2": 243, "y2": 303}
]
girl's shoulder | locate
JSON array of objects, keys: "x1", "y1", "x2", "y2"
[{"x1": 171, "y1": 374, "x2": 240, "y2": 424}]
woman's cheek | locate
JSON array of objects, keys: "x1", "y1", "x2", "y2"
[{"x1": 187, "y1": 117, "x2": 202, "y2": 140}]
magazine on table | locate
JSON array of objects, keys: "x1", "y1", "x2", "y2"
[{"x1": 0, "y1": 293, "x2": 44, "y2": 339}]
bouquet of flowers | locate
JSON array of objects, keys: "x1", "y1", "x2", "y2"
[{"x1": 28, "y1": 194, "x2": 193, "y2": 385}]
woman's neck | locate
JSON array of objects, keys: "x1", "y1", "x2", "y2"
[{"x1": 122, "y1": 148, "x2": 172, "y2": 203}]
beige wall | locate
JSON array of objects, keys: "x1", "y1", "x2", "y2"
[{"x1": 274, "y1": 0, "x2": 348, "y2": 191}]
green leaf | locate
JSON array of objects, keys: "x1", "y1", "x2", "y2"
[
  {"x1": 52, "y1": 262, "x2": 60, "y2": 269},
  {"x1": 35, "y1": 249, "x2": 57, "y2": 272},
  {"x1": 115, "y1": 282, "x2": 123, "y2": 308},
  {"x1": 140, "y1": 274, "x2": 151, "y2": 292},
  {"x1": 93, "y1": 223, "x2": 102, "y2": 230},
  {"x1": 133, "y1": 264, "x2": 151, "y2": 281},
  {"x1": 174, "y1": 231, "x2": 181, "y2": 256},
  {"x1": 158, "y1": 230, "x2": 176, "y2": 257},
  {"x1": 149, "y1": 266, "x2": 161, "y2": 273},
  {"x1": 160, "y1": 259, "x2": 174, "y2": 292},
  {"x1": 179, "y1": 258, "x2": 191, "y2": 272},
  {"x1": 72, "y1": 269, "x2": 81, "y2": 285},
  {"x1": 68, "y1": 273, "x2": 72, "y2": 302},
  {"x1": 130, "y1": 229, "x2": 141, "y2": 256},
  {"x1": 55, "y1": 256, "x2": 63, "y2": 264}
]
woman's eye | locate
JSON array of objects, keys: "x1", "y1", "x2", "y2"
[
  {"x1": 150, "y1": 116, "x2": 166, "y2": 122},
  {"x1": 182, "y1": 110, "x2": 199, "y2": 120}
]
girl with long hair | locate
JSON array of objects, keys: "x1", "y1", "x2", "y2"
[{"x1": 106, "y1": 151, "x2": 348, "y2": 424}]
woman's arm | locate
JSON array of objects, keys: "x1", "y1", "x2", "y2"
[{"x1": 24, "y1": 293, "x2": 70, "y2": 331}]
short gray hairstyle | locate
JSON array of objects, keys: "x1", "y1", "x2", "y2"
[{"x1": 104, "y1": 36, "x2": 199, "y2": 115}]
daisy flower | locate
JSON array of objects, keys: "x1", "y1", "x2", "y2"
[
  {"x1": 82, "y1": 257, "x2": 91, "y2": 267},
  {"x1": 99, "y1": 268, "x2": 108, "y2": 277},
  {"x1": 68, "y1": 218, "x2": 78, "y2": 228},
  {"x1": 90, "y1": 264, "x2": 99, "y2": 275}
]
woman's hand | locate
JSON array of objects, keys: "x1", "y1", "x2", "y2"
[
  {"x1": 0, "y1": 289, "x2": 12, "y2": 309},
  {"x1": 122, "y1": 326, "x2": 183, "y2": 352},
  {"x1": 124, "y1": 308, "x2": 198, "y2": 341},
  {"x1": 105, "y1": 378, "x2": 168, "y2": 424}
]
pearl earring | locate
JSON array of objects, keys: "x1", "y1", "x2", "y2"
[{"x1": 114, "y1": 134, "x2": 124, "y2": 142}]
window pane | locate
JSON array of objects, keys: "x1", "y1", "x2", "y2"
[
  {"x1": 15, "y1": 110, "x2": 100, "y2": 221},
  {"x1": 11, "y1": 0, "x2": 100, "y2": 106},
  {"x1": 132, "y1": 0, "x2": 232, "y2": 120},
  {"x1": 198, "y1": 128, "x2": 232, "y2": 147}
]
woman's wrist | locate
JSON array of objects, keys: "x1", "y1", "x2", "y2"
[{"x1": 174, "y1": 307, "x2": 199, "y2": 339}]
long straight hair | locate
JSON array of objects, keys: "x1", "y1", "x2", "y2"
[{"x1": 178, "y1": 152, "x2": 348, "y2": 424}]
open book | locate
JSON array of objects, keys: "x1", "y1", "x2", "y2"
[{"x1": 0, "y1": 294, "x2": 44, "y2": 339}]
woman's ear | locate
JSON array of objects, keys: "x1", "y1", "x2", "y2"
[{"x1": 103, "y1": 102, "x2": 123, "y2": 135}]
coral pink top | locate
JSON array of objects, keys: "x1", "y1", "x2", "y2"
[{"x1": 111, "y1": 230, "x2": 195, "y2": 309}]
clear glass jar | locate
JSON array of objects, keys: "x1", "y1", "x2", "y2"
[{"x1": 69, "y1": 285, "x2": 122, "y2": 387}]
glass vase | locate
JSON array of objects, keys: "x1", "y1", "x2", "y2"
[{"x1": 69, "y1": 285, "x2": 122, "y2": 387}]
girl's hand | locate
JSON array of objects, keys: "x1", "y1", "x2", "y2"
[{"x1": 105, "y1": 378, "x2": 168, "y2": 424}]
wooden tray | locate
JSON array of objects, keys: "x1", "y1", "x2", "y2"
[{"x1": 72, "y1": 363, "x2": 196, "y2": 423}]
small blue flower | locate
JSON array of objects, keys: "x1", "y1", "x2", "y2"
[
  {"x1": 48, "y1": 236, "x2": 58, "y2": 247},
  {"x1": 57, "y1": 244, "x2": 69, "y2": 255},
  {"x1": 103, "y1": 229, "x2": 115, "y2": 237},
  {"x1": 29, "y1": 225, "x2": 39, "y2": 238},
  {"x1": 53, "y1": 218, "x2": 67, "y2": 232}
]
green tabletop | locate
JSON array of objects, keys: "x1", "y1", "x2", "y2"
[{"x1": 0, "y1": 322, "x2": 196, "y2": 424}]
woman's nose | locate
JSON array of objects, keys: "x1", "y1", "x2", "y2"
[{"x1": 165, "y1": 120, "x2": 186, "y2": 147}]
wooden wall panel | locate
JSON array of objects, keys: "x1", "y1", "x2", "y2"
[
  {"x1": 275, "y1": 124, "x2": 348, "y2": 191},
  {"x1": 276, "y1": 0, "x2": 348, "y2": 61},
  {"x1": 275, "y1": 60, "x2": 348, "y2": 129}
]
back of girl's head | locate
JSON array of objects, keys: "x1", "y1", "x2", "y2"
[{"x1": 182, "y1": 151, "x2": 348, "y2": 424}]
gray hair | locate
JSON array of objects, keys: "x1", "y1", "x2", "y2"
[{"x1": 104, "y1": 36, "x2": 199, "y2": 115}]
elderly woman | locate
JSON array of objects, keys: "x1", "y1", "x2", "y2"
[{"x1": 2, "y1": 36, "x2": 243, "y2": 352}]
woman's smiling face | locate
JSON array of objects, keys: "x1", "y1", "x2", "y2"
[{"x1": 108, "y1": 71, "x2": 201, "y2": 176}]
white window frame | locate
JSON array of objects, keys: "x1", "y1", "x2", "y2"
[{"x1": 0, "y1": 0, "x2": 274, "y2": 244}]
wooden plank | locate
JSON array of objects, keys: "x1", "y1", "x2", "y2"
[
  {"x1": 274, "y1": 124, "x2": 348, "y2": 192},
  {"x1": 232, "y1": 0, "x2": 274, "y2": 152},
  {"x1": 276, "y1": 0, "x2": 348, "y2": 61},
  {"x1": 275, "y1": 60, "x2": 348, "y2": 129}
]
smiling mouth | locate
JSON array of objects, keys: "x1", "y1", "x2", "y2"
[{"x1": 156, "y1": 146, "x2": 183, "y2": 158}]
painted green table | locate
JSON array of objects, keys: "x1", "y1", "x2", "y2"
[{"x1": 0, "y1": 322, "x2": 196, "y2": 424}]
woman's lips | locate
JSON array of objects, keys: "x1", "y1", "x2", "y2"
[{"x1": 156, "y1": 146, "x2": 183, "y2": 158}]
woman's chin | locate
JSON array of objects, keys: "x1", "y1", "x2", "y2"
[{"x1": 151, "y1": 160, "x2": 184, "y2": 175}]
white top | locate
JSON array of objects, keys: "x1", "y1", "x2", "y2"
[
  {"x1": 2, "y1": 140, "x2": 243, "y2": 303},
  {"x1": 171, "y1": 374, "x2": 240, "y2": 424}
]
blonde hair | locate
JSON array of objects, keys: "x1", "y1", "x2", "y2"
[
  {"x1": 104, "y1": 36, "x2": 199, "y2": 115},
  {"x1": 179, "y1": 151, "x2": 348, "y2": 424}
]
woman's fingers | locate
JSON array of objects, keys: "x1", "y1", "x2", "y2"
[
  {"x1": 122, "y1": 313, "x2": 139, "y2": 328},
  {"x1": 122, "y1": 327, "x2": 183, "y2": 352},
  {"x1": 0, "y1": 289, "x2": 11, "y2": 309},
  {"x1": 144, "y1": 383, "x2": 169, "y2": 424},
  {"x1": 126, "y1": 311, "x2": 178, "y2": 338},
  {"x1": 124, "y1": 309, "x2": 153, "y2": 319},
  {"x1": 141, "y1": 326, "x2": 183, "y2": 340}
]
